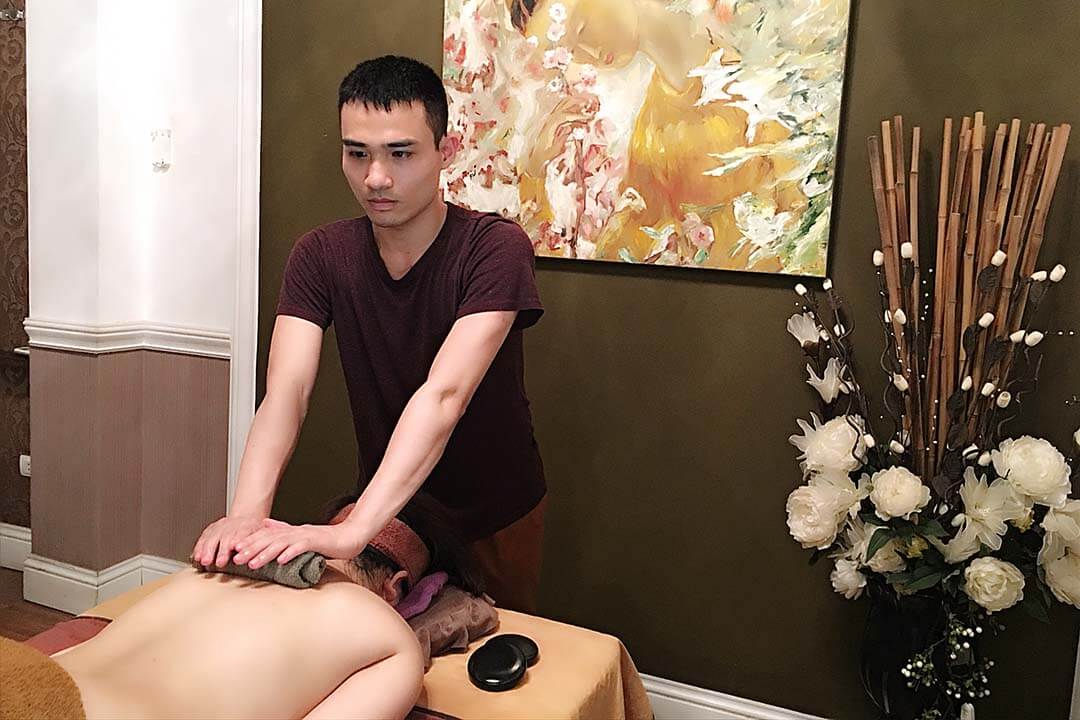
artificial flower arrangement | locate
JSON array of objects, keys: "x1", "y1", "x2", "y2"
[{"x1": 784, "y1": 113, "x2": 1078, "y2": 720}]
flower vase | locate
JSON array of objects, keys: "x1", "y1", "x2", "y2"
[{"x1": 860, "y1": 588, "x2": 944, "y2": 719}]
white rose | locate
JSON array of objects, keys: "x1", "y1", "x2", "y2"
[
  {"x1": 963, "y1": 557, "x2": 1025, "y2": 612},
  {"x1": 992, "y1": 436, "x2": 1071, "y2": 508},
  {"x1": 869, "y1": 466, "x2": 931, "y2": 521},
  {"x1": 790, "y1": 413, "x2": 867, "y2": 475},
  {"x1": 786, "y1": 484, "x2": 846, "y2": 549},
  {"x1": 1043, "y1": 551, "x2": 1080, "y2": 610},
  {"x1": 831, "y1": 558, "x2": 867, "y2": 599}
]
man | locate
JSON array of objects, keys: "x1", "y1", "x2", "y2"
[
  {"x1": 4, "y1": 502, "x2": 464, "y2": 720},
  {"x1": 192, "y1": 55, "x2": 547, "y2": 612}
]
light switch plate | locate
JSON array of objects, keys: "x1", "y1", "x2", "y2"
[{"x1": 19, "y1": 454, "x2": 30, "y2": 478}]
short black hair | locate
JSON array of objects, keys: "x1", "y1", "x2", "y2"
[
  {"x1": 323, "y1": 490, "x2": 485, "y2": 597},
  {"x1": 338, "y1": 55, "x2": 449, "y2": 146}
]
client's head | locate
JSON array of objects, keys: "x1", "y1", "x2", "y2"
[{"x1": 324, "y1": 492, "x2": 484, "y2": 606}]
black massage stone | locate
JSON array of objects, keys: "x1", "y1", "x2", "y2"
[
  {"x1": 467, "y1": 640, "x2": 526, "y2": 692},
  {"x1": 487, "y1": 634, "x2": 539, "y2": 667}
]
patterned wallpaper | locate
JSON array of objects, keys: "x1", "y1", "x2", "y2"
[{"x1": 0, "y1": 0, "x2": 29, "y2": 526}]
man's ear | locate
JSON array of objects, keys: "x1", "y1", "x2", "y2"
[
  {"x1": 439, "y1": 132, "x2": 461, "y2": 168},
  {"x1": 382, "y1": 569, "x2": 411, "y2": 606}
]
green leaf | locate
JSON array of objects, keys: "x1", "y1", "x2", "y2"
[
  {"x1": 894, "y1": 519, "x2": 916, "y2": 540},
  {"x1": 859, "y1": 511, "x2": 887, "y2": 526},
  {"x1": 1019, "y1": 592, "x2": 1050, "y2": 624},
  {"x1": 918, "y1": 518, "x2": 949, "y2": 539},
  {"x1": 866, "y1": 527, "x2": 894, "y2": 564},
  {"x1": 903, "y1": 571, "x2": 946, "y2": 592}
]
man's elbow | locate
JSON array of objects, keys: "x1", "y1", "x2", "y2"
[{"x1": 421, "y1": 382, "x2": 470, "y2": 423}]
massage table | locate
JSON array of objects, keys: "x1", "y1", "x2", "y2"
[{"x1": 28, "y1": 574, "x2": 653, "y2": 720}]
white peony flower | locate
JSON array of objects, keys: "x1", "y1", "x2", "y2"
[
  {"x1": 787, "y1": 312, "x2": 821, "y2": 348},
  {"x1": 992, "y1": 436, "x2": 1071, "y2": 508},
  {"x1": 957, "y1": 467, "x2": 1026, "y2": 550},
  {"x1": 789, "y1": 414, "x2": 867, "y2": 475},
  {"x1": 845, "y1": 516, "x2": 906, "y2": 573},
  {"x1": 831, "y1": 558, "x2": 867, "y2": 599},
  {"x1": 812, "y1": 469, "x2": 869, "y2": 519},
  {"x1": 1043, "y1": 551, "x2": 1080, "y2": 609},
  {"x1": 869, "y1": 466, "x2": 931, "y2": 521},
  {"x1": 806, "y1": 358, "x2": 850, "y2": 404},
  {"x1": 963, "y1": 557, "x2": 1025, "y2": 612},
  {"x1": 785, "y1": 483, "x2": 847, "y2": 549},
  {"x1": 1039, "y1": 500, "x2": 1080, "y2": 564}
]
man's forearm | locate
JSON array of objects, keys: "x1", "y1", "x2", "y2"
[
  {"x1": 229, "y1": 392, "x2": 307, "y2": 518},
  {"x1": 340, "y1": 382, "x2": 465, "y2": 546}
]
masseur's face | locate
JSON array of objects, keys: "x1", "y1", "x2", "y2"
[{"x1": 340, "y1": 100, "x2": 453, "y2": 230}]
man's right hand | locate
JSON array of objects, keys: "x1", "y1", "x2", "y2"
[{"x1": 191, "y1": 516, "x2": 266, "y2": 568}]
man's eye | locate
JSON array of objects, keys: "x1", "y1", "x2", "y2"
[
  {"x1": 392, "y1": 151, "x2": 411, "y2": 159},
  {"x1": 348, "y1": 151, "x2": 367, "y2": 159}
]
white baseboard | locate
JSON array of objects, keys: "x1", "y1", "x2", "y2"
[
  {"x1": 642, "y1": 674, "x2": 828, "y2": 720},
  {"x1": 22, "y1": 552, "x2": 188, "y2": 615},
  {"x1": 0, "y1": 523, "x2": 32, "y2": 570}
]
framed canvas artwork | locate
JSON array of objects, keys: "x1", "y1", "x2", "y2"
[{"x1": 441, "y1": 0, "x2": 851, "y2": 276}]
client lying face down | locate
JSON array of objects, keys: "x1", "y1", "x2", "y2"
[{"x1": 2, "y1": 494, "x2": 480, "y2": 720}]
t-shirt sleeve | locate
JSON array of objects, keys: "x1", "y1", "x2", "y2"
[
  {"x1": 456, "y1": 216, "x2": 544, "y2": 330},
  {"x1": 276, "y1": 230, "x2": 333, "y2": 330}
]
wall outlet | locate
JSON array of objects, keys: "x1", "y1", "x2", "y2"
[{"x1": 19, "y1": 455, "x2": 30, "y2": 478}]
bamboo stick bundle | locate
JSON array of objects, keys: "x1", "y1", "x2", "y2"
[
  {"x1": 978, "y1": 124, "x2": 1007, "y2": 269},
  {"x1": 907, "y1": 125, "x2": 927, "y2": 474},
  {"x1": 868, "y1": 136, "x2": 906, "y2": 357},
  {"x1": 960, "y1": 115, "x2": 985, "y2": 368},
  {"x1": 926, "y1": 118, "x2": 953, "y2": 473},
  {"x1": 938, "y1": 215, "x2": 963, "y2": 451}
]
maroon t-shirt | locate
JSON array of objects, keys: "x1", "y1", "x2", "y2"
[{"x1": 276, "y1": 203, "x2": 546, "y2": 540}]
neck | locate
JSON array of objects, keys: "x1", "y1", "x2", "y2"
[{"x1": 372, "y1": 196, "x2": 449, "y2": 259}]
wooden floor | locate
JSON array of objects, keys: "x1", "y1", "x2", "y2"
[{"x1": 0, "y1": 567, "x2": 72, "y2": 641}]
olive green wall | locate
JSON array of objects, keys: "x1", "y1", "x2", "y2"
[{"x1": 260, "y1": 2, "x2": 1080, "y2": 717}]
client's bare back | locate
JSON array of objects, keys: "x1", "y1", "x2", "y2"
[{"x1": 55, "y1": 568, "x2": 423, "y2": 720}]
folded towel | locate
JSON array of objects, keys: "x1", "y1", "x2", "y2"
[
  {"x1": 1, "y1": 636, "x2": 86, "y2": 720},
  {"x1": 191, "y1": 551, "x2": 326, "y2": 589}
]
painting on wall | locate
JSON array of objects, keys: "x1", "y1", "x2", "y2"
[{"x1": 441, "y1": 0, "x2": 851, "y2": 276}]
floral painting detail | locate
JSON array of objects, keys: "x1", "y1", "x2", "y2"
[{"x1": 441, "y1": 0, "x2": 850, "y2": 275}]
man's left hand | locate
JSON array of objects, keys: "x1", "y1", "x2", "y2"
[{"x1": 233, "y1": 519, "x2": 365, "y2": 568}]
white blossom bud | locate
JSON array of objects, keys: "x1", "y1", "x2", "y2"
[
  {"x1": 937, "y1": 503, "x2": 949, "y2": 515},
  {"x1": 901, "y1": 242, "x2": 913, "y2": 259},
  {"x1": 884, "y1": 309, "x2": 892, "y2": 324},
  {"x1": 795, "y1": 283, "x2": 808, "y2": 296},
  {"x1": 1074, "y1": 427, "x2": 1080, "y2": 448},
  {"x1": 952, "y1": 513, "x2": 967, "y2": 527},
  {"x1": 834, "y1": 323, "x2": 846, "y2": 336},
  {"x1": 894, "y1": 309, "x2": 908, "y2": 325},
  {"x1": 1050, "y1": 264, "x2": 1067, "y2": 282},
  {"x1": 980, "y1": 382, "x2": 996, "y2": 397},
  {"x1": 1009, "y1": 329, "x2": 1026, "y2": 344},
  {"x1": 978, "y1": 312, "x2": 994, "y2": 328},
  {"x1": 996, "y1": 391, "x2": 1012, "y2": 408},
  {"x1": 822, "y1": 278, "x2": 833, "y2": 290},
  {"x1": 991, "y1": 250, "x2": 1007, "y2": 267},
  {"x1": 1031, "y1": 270, "x2": 1048, "y2": 282},
  {"x1": 873, "y1": 250, "x2": 885, "y2": 267},
  {"x1": 890, "y1": 440, "x2": 905, "y2": 453},
  {"x1": 893, "y1": 374, "x2": 910, "y2": 392},
  {"x1": 962, "y1": 444, "x2": 979, "y2": 459},
  {"x1": 961, "y1": 376, "x2": 973, "y2": 391},
  {"x1": 1025, "y1": 331, "x2": 1044, "y2": 347},
  {"x1": 863, "y1": 434, "x2": 877, "y2": 448},
  {"x1": 977, "y1": 451, "x2": 992, "y2": 467},
  {"x1": 819, "y1": 329, "x2": 830, "y2": 341}
]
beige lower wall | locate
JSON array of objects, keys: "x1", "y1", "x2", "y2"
[{"x1": 30, "y1": 348, "x2": 227, "y2": 570}]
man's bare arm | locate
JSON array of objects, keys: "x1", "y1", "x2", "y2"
[
  {"x1": 233, "y1": 310, "x2": 516, "y2": 567},
  {"x1": 192, "y1": 316, "x2": 323, "y2": 567}
]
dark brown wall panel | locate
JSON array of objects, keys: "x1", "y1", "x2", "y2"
[
  {"x1": 261, "y1": 2, "x2": 1080, "y2": 718},
  {"x1": 0, "y1": 0, "x2": 29, "y2": 527}
]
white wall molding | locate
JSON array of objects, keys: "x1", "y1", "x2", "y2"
[
  {"x1": 227, "y1": 0, "x2": 262, "y2": 510},
  {"x1": 641, "y1": 674, "x2": 828, "y2": 720},
  {"x1": 22, "y1": 553, "x2": 188, "y2": 615},
  {"x1": 0, "y1": 523, "x2": 31, "y2": 571},
  {"x1": 23, "y1": 318, "x2": 230, "y2": 359}
]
